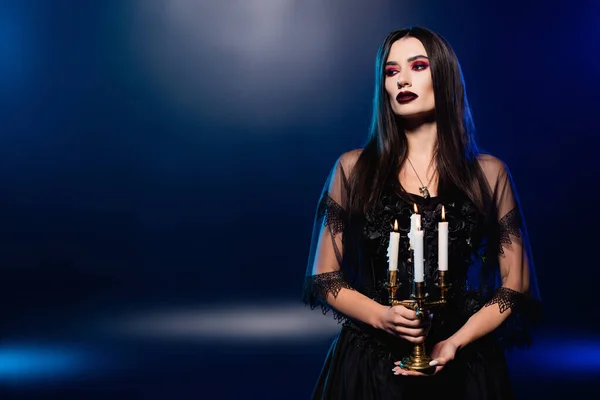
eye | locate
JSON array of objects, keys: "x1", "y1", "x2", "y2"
[
  {"x1": 385, "y1": 68, "x2": 399, "y2": 77},
  {"x1": 412, "y1": 62, "x2": 429, "y2": 71}
]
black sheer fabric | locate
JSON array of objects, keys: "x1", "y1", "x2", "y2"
[
  {"x1": 302, "y1": 151, "x2": 541, "y2": 399},
  {"x1": 302, "y1": 271, "x2": 354, "y2": 322}
]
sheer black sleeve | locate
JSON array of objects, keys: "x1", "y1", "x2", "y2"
[
  {"x1": 479, "y1": 155, "x2": 542, "y2": 348},
  {"x1": 302, "y1": 154, "x2": 356, "y2": 322}
]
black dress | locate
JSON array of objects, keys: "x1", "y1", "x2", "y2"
[{"x1": 302, "y1": 154, "x2": 541, "y2": 400}]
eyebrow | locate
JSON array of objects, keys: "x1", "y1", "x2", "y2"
[{"x1": 385, "y1": 55, "x2": 429, "y2": 66}]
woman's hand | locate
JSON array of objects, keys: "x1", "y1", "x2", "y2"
[
  {"x1": 376, "y1": 303, "x2": 432, "y2": 344},
  {"x1": 392, "y1": 339, "x2": 458, "y2": 376}
]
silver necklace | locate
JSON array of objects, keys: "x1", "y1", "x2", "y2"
[{"x1": 406, "y1": 158, "x2": 435, "y2": 199}]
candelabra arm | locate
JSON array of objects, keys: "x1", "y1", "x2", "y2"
[
  {"x1": 421, "y1": 299, "x2": 446, "y2": 308},
  {"x1": 391, "y1": 300, "x2": 419, "y2": 309}
]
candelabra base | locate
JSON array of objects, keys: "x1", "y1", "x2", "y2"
[
  {"x1": 399, "y1": 344, "x2": 435, "y2": 374},
  {"x1": 387, "y1": 272, "x2": 449, "y2": 374}
]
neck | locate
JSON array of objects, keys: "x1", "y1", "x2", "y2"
[{"x1": 402, "y1": 115, "x2": 437, "y2": 163}]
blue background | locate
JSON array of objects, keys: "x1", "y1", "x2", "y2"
[{"x1": 0, "y1": 1, "x2": 598, "y2": 398}]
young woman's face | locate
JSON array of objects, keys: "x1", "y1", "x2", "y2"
[{"x1": 384, "y1": 37, "x2": 435, "y2": 119}]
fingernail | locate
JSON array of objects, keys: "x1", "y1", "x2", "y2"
[
  {"x1": 402, "y1": 372, "x2": 408, "y2": 376},
  {"x1": 429, "y1": 360, "x2": 438, "y2": 366},
  {"x1": 393, "y1": 370, "x2": 400, "y2": 375}
]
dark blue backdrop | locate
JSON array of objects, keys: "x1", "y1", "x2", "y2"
[{"x1": 0, "y1": 1, "x2": 598, "y2": 398}]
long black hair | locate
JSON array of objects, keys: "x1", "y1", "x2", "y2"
[{"x1": 348, "y1": 27, "x2": 489, "y2": 214}]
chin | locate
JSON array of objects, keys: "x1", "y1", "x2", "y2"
[
  {"x1": 393, "y1": 107, "x2": 435, "y2": 121},
  {"x1": 394, "y1": 108, "x2": 428, "y2": 118},
  {"x1": 392, "y1": 103, "x2": 435, "y2": 118}
]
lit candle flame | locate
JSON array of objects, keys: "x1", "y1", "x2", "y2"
[
  {"x1": 442, "y1": 205, "x2": 446, "y2": 221},
  {"x1": 394, "y1": 219, "x2": 398, "y2": 231},
  {"x1": 413, "y1": 203, "x2": 418, "y2": 213}
]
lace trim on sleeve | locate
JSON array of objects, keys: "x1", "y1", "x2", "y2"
[
  {"x1": 484, "y1": 287, "x2": 542, "y2": 349},
  {"x1": 484, "y1": 287, "x2": 524, "y2": 313},
  {"x1": 498, "y1": 207, "x2": 521, "y2": 255},
  {"x1": 302, "y1": 271, "x2": 354, "y2": 322},
  {"x1": 318, "y1": 195, "x2": 347, "y2": 237}
]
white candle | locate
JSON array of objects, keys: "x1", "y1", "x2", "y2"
[
  {"x1": 411, "y1": 203, "x2": 421, "y2": 230},
  {"x1": 413, "y1": 228, "x2": 424, "y2": 282},
  {"x1": 409, "y1": 204, "x2": 421, "y2": 250},
  {"x1": 388, "y1": 219, "x2": 400, "y2": 271},
  {"x1": 438, "y1": 205, "x2": 448, "y2": 271}
]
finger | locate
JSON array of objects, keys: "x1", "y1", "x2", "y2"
[
  {"x1": 431, "y1": 348, "x2": 454, "y2": 374},
  {"x1": 391, "y1": 366, "x2": 406, "y2": 375},
  {"x1": 430, "y1": 358, "x2": 449, "y2": 367},
  {"x1": 395, "y1": 325, "x2": 426, "y2": 336},
  {"x1": 394, "y1": 315, "x2": 422, "y2": 328},
  {"x1": 393, "y1": 305, "x2": 419, "y2": 320},
  {"x1": 392, "y1": 366, "x2": 427, "y2": 377},
  {"x1": 405, "y1": 331, "x2": 427, "y2": 342}
]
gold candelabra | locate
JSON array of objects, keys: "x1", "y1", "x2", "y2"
[{"x1": 387, "y1": 269, "x2": 450, "y2": 374}]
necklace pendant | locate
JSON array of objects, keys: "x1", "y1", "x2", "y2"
[{"x1": 419, "y1": 186, "x2": 430, "y2": 199}]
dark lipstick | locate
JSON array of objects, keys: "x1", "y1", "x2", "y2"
[{"x1": 396, "y1": 91, "x2": 418, "y2": 104}]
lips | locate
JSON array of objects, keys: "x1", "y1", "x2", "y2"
[{"x1": 396, "y1": 91, "x2": 418, "y2": 104}]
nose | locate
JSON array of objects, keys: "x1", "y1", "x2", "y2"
[{"x1": 396, "y1": 70, "x2": 411, "y2": 89}]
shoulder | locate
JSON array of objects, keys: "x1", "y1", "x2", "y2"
[
  {"x1": 476, "y1": 153, "x2": 511, "y2": 189},
  {"x1": 322, "y1": 149, "x2": 363, "y2": 199},
  {"x1": 337, "y1": 148, "x2": 363, "y2": 176},
  {"x1": 476, "y1": 153, "x2": 507, "y2": 173},
  {"x1": 476, "y1": 153, "x2": 510, "y2": 177}
]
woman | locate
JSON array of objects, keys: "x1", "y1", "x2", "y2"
[{"x1": 302, "y1": 27, "x2": 541, "y2": 399}]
